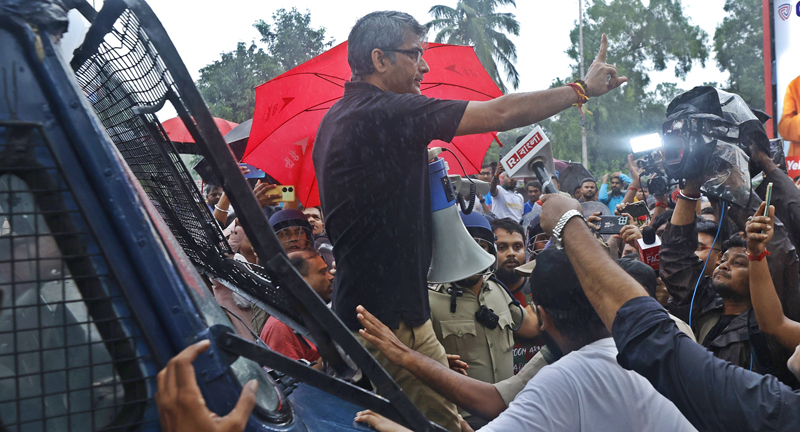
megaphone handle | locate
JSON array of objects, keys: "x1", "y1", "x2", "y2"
[{"x1": 456, "y1": 183, "x2": 477, "y2": 214}]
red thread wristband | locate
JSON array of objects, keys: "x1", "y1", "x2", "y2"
[{"x1": 747, "y1": 249, "x2": 770, "y2": 261}]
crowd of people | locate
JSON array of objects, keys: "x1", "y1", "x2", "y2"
[{"x1": 155, "y1": 10, "x2": 800, "y2": 432}]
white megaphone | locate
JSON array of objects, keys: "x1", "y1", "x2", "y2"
[
  {"x1": 427, "y1": 154, "x2": 495, "y2": 283},
  {"x1": 500, "y1": 126, "x2": 559, "y2": 194}
]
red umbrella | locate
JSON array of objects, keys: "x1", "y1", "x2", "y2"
[
  {"x1": 244, "y1": 42, "x2": 504, "y2": 207},
  {"x1": 162, "y1": 116, "x2": 238, "y2": 144}
]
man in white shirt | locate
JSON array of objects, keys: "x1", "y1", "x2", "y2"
[
  {"x1": 355, "y1": 247, "x2": 696, "y2": 432},
  {"x1": 489, "y1": 164, "x2": 524, "y2": 221},
  {"x1": 478, "y1": 247, "x2": 695, "y2": 432}
]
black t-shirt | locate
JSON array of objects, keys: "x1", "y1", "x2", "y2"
[{"x1": 313, "y1": 82, "x2": 468, "y2": 331}]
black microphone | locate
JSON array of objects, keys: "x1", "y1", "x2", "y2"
[{"x1": 531, "y1": 159, "x2": 559, "y2": 195}]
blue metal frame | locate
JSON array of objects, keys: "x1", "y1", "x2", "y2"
[
  {"x1": 0, "y1": 14, "x2": 306, "y2": 432},
  {"x1": 0, "y1": 7, "x2": 400, "y2": 430}
]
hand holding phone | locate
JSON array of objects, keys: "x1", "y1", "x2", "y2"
[
  {"x1": 240, "y1": 163, "x2": 266, "y2": 179},
  {"x1": 266, "y1": 185, "x2": 296, "y2": 203},
  {"x1": 597, "y1": 215, "x2": 629, "y2": 235}
]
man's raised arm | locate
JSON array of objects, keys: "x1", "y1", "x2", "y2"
[
  {"x1": 455, "y1": 34, "x2": 626, "y2": 137},
  {"x1": 539, "y1": 194, "x2": 800, "y2": 432},
  {"x1": 538, "y1": 194, "x2": 647, "y2": 329}
]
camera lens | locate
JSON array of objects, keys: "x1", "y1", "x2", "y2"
[
  {"x1": 288, "y1": 187, "x2": 294, "y2": 192},
  {"x1": 282, "y1": 187, "x2": 287, "y2": 192}
]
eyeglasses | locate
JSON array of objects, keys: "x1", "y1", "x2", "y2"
[{"x1": 380, "y1": 48, "x2": 425, "y2": 64}]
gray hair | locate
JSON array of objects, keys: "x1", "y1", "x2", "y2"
[{"x1": 348, "y1": 11, "x2": 427, "y2": 79}]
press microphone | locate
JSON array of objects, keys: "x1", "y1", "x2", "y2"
[
  {"x1": 499, "y1": 125, "x2": 559, "y2": 194},
  {"x1": 637, "y1": 225, "x2": 661, "y2": 271}
]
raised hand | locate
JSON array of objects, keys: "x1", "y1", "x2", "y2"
[
  {"x1": 539, "y1": 194, "x2": 583, "y2": 235},
  {"x1": 746, "y1": 202, "x2": 775, "y2": 255},
  {"x1": 253, "y1": 180, "x2": 282, "y2": 208},
  {"x1": 583, "y1": 34, "x2": 628, "y2": 97}
]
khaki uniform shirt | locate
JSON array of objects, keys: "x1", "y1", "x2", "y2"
[{"x1": 428, "y1": 279, "x2": 524, "y2": 385}]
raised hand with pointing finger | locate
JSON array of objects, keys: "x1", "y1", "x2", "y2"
[{"x1": 583, "y1": 34, "x2": 628, "y2": 97}]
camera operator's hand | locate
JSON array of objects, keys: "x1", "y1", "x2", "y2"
[
  {"x1": 749, "y1": 143, "x2": 779, "y2": 174},
  {"x1": 627, "y1": 153, "x2": 637, "y2": 170},
  {"x1": 540, "y1": 194, "x2": 583, "y2": 235},
  {"x1": 583, "y1": 34, "x2": 628, "y2": 97},
  {"x1": 746, "y1": 202, "x2": 775, "y2": 256}
]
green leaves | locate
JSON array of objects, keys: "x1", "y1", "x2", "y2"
[
  {"x1": 543, "y1": 0, "x2": 708, "y2": 174},
  {"x1": 426, "y1": 0, "x2": 521, "y2": 92},
  {"x1": 197, "y1": 42, "x2": 278, "y2": 123},
  {"x1": 255, "y1": 8, "x2": 334, "y2": 72},
  {"x1": 196, "y1": 8, "x2": 333, "y2": 123},
  {"x1": 713, "y1": 0, "x2": 764, "y2": 109}
]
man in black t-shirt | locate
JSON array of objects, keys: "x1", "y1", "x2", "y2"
[{"x1": 312, "y1": 11, "x2": 626, "y2": 431}]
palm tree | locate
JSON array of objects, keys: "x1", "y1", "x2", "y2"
[{"x1": 427, "y1": 0, "x2": 520, "y2": 92}]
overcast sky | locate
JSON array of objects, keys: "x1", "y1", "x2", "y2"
[{"x1": 65, "y1": 0, "x2": 730, "y2": 111}]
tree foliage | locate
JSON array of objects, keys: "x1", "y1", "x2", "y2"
[
  {"x1": 427, "y1": 0, "x2": 520, "y2": 92},
  {"x1": 254, "y1": 8, "x2": 334, "y2": 72},
  {"x1": 535, "y1": 0, "x2": 708, "y2": 175},
  {"x1": 197, "y1": 8, "x2": 332, "y2": 123},
  {"x1": 197, "y1": 42, "x2": 278, "y2": 123},
  {"x1": 713, "y1": 0, "x2": 764, "y2": 109}
]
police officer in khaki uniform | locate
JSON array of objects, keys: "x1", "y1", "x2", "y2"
[{"x1": 429, "y1": 211, "x2": 540, "y2": 429}]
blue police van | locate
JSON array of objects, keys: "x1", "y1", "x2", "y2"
[{"x1": 0, "y1": 1, "x2": 444, "y2": 431}]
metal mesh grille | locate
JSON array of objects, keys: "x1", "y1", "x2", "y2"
[
  {"x1": 0, "y1": 123, "x2": 157, "y2": 432},
  {"x1": 73, "y1": 9, "x2": 232, "y2": 274},
  {"x1": 71, "y1": 9, "x2": 303, "y2": 325}
]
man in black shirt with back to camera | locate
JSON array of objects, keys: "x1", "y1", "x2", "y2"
[{"x1": 312, "y1": 10, "x2": 626, "y2": 431}]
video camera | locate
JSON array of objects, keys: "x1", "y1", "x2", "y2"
[{"x1": 633, "y1": 86, "x2": 771, "y2": 207}]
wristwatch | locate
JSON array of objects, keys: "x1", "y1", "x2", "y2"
[{"x1": 551, "y1": 209, "x2": 584, "y2": 249}]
